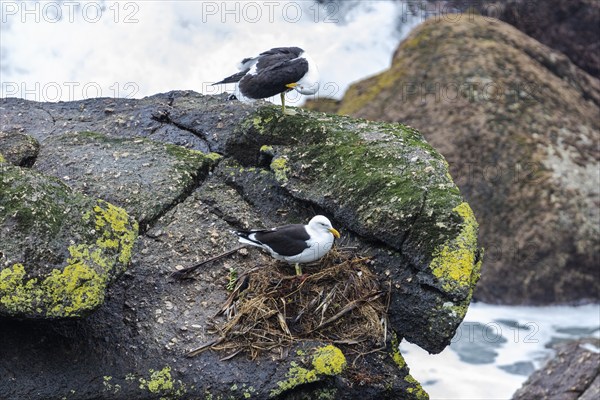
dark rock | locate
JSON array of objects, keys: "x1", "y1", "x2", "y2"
[
  {"x1": 0, "y1": 91, "x2": 481, "y2": 399},
  {"x1": 0, "y1": 132, "x2": 39, "y2": 167},
  {"x1": 0, "y1": 165, "x2": 138, "y2": 318},
  {"x1": 34, "y1": 131, "x2": 220, "y2": 230},
  {"x1": 337, "y1": 16, "x2": 600, "y2": 305},
  {"x1": 512, "y1": 339, "x2": 600, "y2": 400},
  {"x1": 487, "y1": 0, "x2": 600, "y2": 80},
  {"x1": 423, "y1": 1, "x2": 600, "y2": 79},
  {"x1": 228, "y1": 107, "x2": 482, "y2": 353}
]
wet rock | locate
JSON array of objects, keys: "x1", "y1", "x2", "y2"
[
  {"x1": 35, "y1": 131, "x2": 220, "y2": 230},
  {"x1": 0, "y1": 165, "x2": 138, "y2": 318},
  {"x1": 0, "y1": 91, "x2": 480, "y2": 399},
  {"x1": 337, "y1": 16, "x2": 600, "y2": 305},
  {"x1": 512, "y1": 339, "x2": 600, "y2": 400},
  {"x1": 0, "y1": 132, "x2": 39, "y2": 167},
  {"x1": 226, "y1": 107, "x2": 482, "y2": 353}
]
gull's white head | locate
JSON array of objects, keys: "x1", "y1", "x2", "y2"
[
  {"x1": 308, "y1": 215, "x2": 340, "y2": 238},
  {"x1": 295, "y1": 52, "x2": 320, "y2": 95}
]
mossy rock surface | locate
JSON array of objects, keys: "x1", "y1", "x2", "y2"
[
  {"x1": 0, "y1": 132, "x2": 39, "y2": 167},
  {"x1": 224, "y1": 107, "x2": 482, "y2": 352},
  {"x1": 337, "y1": 15, "x2": 600, "y2": 305},
  {"x1": 0, "y1": 165, "x2": 138, "y2": 318},
  {"x1": 34, "y1": 132, "x2": 220, "y2": 230},
  {"x1": 0, "y1": 91, "x2": 477, "y2": 398}
]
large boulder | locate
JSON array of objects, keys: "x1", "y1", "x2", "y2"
[
  {"x1": 512, "y1": 339, "x2": 600, "y2": 400},
  {"x1": 336, "y1": 15, "x2": 600, "y2": 304},
  {"x1": 0, "y1": 92, "x2": 481, "y2": 399},
  {"x1": 0, "y1": 164, "x2": 138, "y2": 319}
]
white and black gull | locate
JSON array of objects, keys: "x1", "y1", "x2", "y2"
[
  {"x1": 236, "y1": 215, "x2": 340, "y2": 275},
  {"x1": 213, "y1": 46, "x2": 320, "y2": 114}
]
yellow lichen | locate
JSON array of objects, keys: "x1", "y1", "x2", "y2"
[
  {"x1": 312, "y1": 345, "x2": 346, "y2": 376},
  {"x1": 0, "y1": 200, "x2": 137, "y2": 318},
  {"x1": 270, "y1": 345, "x2": 347, "y2": 397},
  {"x1": 0, "y1": 153, "x2": 5, "y2": 163},
  {"x1": 0, "y1": 262, "x2": 104, "y2": 317},
  {"x1": 91, "y1": 200, "x2": 138, "y2": 265},
  {"x1": 390, "y1": 332, "x2": 429, "y2": 399},
  {"x1": 260, "y1": 145, "x2": 274, "y2": 154},
  {"x1": 139, "y1": 366, "x2": 174, "y2": 394},
  {"x1": 0, "y1": 264, "x2": 41, "y2": 313},
  {"x1": 404, "y1": 374, "x2": 429, "y2": 399},
  {"x1": 391, "y1": 332, "x2": 406, "y2": 369},
  {"x1": 68, "y1": 244, "x2": 109, "y2": 270},
  {"x1": 43, "y1": 262, "x2": 104, "y2": 317},
  {"x1": 270, "y1": 157, "x2": 291, "y2": 183},
  {"x1": 430, "y1": 202, "x2": 480, "y2": 293},
  {"x1": 139, "y1": 366, "x2": 187, "y2": 399}
]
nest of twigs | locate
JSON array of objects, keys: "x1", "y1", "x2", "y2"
[{"x1": 187, "y1": 248, "x2": 389, "y2": 360}]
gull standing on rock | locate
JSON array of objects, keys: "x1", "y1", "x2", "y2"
[
  {"x1": 213, "y1": 46, "x2": 320, "y2": 115},
  {"x1": 235, "y1": 215, "x2": 340, "y2": 275}
]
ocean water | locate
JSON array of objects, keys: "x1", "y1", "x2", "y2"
[
  {"x1": 0, "y1": 0, "x2": 420, "y2": 104},
  {"x1": 401, "y1": 303, "x2": 600, "y2": 399}
]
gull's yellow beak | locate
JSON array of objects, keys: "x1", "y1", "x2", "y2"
[
  {"x1": 285, "y1": 82, "x2": 298, "y2": 89},
  {"x1": 329, "y1": 228, "x2": 341, "y2": 239}
]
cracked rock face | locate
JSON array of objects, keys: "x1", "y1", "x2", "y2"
[
  {"x1": 0, "y1": 91, "x2": 480, "y2": 399},
  {"x1": 35, "y1": 132, "x2": 220, "y2": 230}
]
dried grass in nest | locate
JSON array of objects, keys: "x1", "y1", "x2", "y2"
[{"x1": 187, "y1": 248, "x2": 390, "y2": 360}]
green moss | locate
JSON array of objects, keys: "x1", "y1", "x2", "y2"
[
  {"x1": 0, "y1": 166, "x2": 72, "y2": 235},
  {"x1": 338, "y1": 70, "x2": 401, "y2": 116},
  {"x1": 315, "y1": 388, "x2": 337, "y2": 399},
  {"x1": 270, "y1": 157, "x2": 290, "y2": 183},
  {"x1": 400, "y1": 26, "x2": 432, "y2": 52},
  {"x1": 204, "y1": 152, "x2": 223, "y2": 162},
  {"x1": 251, "y1": 115, "x2": 274, "y2": 131},
  {"x1": 430, "y1": 202, "x2": 481, "y2": 294},
  {"x1": 270, "y1": 345, "x2": 347, "y2": 397},
  {"x1": 241, "y1": 108, "x2": 467, "y2": 264},
  {"x1": 0, "y1": 153, "x2": 5, "y2": 163}
]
